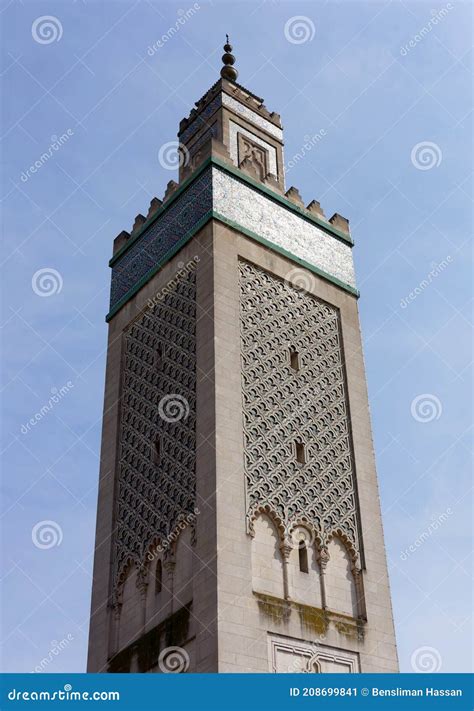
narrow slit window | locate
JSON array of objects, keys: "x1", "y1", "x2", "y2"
[
  {"x1": 298, "y1": 543, "x2": 309, "y2": 573},
  {"x1": 155, "y1": 560, "x2": 162, "y2": 594},
  {"x1": 152, "y1": 437, "x2": 161, "y2": 465},
  {"x1": 156, "y1": 343, "x2": 163, "y2": 368},
  {"x1": 295, "y1": 441, "x2": 305, "y2": 465},
  {"x1": 289, "y1": 347, "x2": 300, "y2": 372}
]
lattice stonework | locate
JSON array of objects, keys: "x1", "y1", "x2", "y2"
[
  {"x1": 113, "y1": 272, "x2": 197, "y2": 591},
  {"x1": 239, "y1": 261, "x2": 361, "y2": 560}
]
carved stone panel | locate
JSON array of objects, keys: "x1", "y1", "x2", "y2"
[
  {"x1": 112, "y1": 271, "x2": 197, "y2": 592},
  {"x1": 239, "y1": 261, "x2": 361, "y2": 562}
]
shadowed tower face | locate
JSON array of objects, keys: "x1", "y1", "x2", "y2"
[{"x1": 87, "y1": 39, "x2": 398, "y2": 674}]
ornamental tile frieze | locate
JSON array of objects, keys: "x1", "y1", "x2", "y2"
[{"x1": 109, "y1": 169, "x2": 212, "y2": 310}]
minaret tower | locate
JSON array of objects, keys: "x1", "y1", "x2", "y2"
[{"x1": 87, "y1": 39, "x2": 398, "y2": 673}]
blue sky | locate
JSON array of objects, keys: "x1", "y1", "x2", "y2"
[{"x1": 1, "y1": 0, "x2": 472, "y2": 674}]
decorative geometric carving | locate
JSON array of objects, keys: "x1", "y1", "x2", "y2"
[
  {"x1": 239, "y1": 261, "x2": 362, "y2": 563},
  {"x1": 238, "y1": 134, "x2": 268, "y2": 181},
  {"x1": 229, "y1": 122, "x2": 277, "y2": 176},
  {"x1": 112, "y1": 271, "x2": 197, "y2": 593},
  {"x1": 268, "y1": 634, "x2": 360, "y2": 673}
]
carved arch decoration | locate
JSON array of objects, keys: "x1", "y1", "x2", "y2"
[
  {"x1": 239, "y1": 260, "x2": 363, "y2": 566},
  {"x1": 111, "y1": 271, "x2": 197, "y2": 599}
]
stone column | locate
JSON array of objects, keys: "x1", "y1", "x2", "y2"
[
  {"x1": 279, "y1": 539, "x2": 292, "y2": 601},
  {"x1": 318, "y1": 547, "x2": 330, "y2": 610}
]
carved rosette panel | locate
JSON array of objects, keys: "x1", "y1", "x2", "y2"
[
  {"x1": 239, "y1": 261, "x2": 361, "y2": 561},
  {"x1": 112, "y1": 272, "x2": 197, "y2": 592}
]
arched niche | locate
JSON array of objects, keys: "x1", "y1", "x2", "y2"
[
  {"x1": 287, "y1": 526, "x2": 322, "y2": 608},
  {"x1": 251, "y1": 513, "x2": 284, "y2": 599},
  {"x1": 324, "y1": 536, "x2": 358, "y2": 618}
]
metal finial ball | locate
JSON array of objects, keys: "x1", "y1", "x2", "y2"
[
  {"x1": 220, "y1": 34, "x2": 238, "y2": 81},
  {"x1": 220, "y1": 65, "x2": 238, "y2": 81}
]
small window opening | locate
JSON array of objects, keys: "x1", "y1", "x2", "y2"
[
  {"x1": 156, "y1": 343, "x2": 163, "y2": 368},
  {"x1": 155, "y1": 560, "x2": 162, "y2": 594},
  {"x1": 298, "y1": 542, "x2": 309, "y2": 573},
  {"x1": 289, "y1": 347, "x2": 300, "y2": 372},
  {"x1": 152, "y1": 437, "x2": 161, "y2": 465},
  {"x1": 295, "y1": 441, "x2": 305, "y2": 465}
]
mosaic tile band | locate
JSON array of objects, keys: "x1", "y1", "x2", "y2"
[{"x1": 109, "y1": 165, "x2": 356, "y2": 313}]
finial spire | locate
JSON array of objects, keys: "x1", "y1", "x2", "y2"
[{"x1": 220, "y1": 35, "x2": 238, "y2": 82}]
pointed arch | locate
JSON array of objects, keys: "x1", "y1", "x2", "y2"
[
  {"x1": 251, "y1": 512, "x2": 284, "y2": 598},
  {"x1": 324, "y1": 534, "x2": 358, "y2": 617}
]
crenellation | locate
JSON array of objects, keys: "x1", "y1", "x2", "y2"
[
  {"x1": 131, "y1": 214, "x2": 146, "y2": 235},
  {"x1": 146, "y1": 197, "x2": 162, "y2": 219},
  {"x1": 285, "y1": 185, "x2": 305, "y2": 207},
  {"x1": 329, "y1": 212, "x2": 350, "y2": 234},
  {"x1": 307, "y1": 199, "x2": 326, "y2": 219}
]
